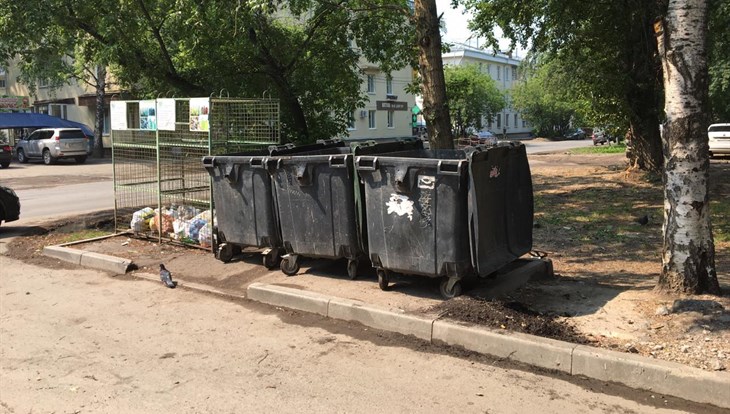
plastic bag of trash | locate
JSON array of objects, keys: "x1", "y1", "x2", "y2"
[
  {"x1": 198, "y1": 223, "x2": 212, "y2": 248},
  {"x1": 186, "y1": 218, "x2": 207, "y2": 242},
  {"x1": 150, "y1": 210, "x2": 174, "y2": 234},
  {"x1": 130, "y1": 207, "x2": 155, "y2": 233},
  {"x1": 172, "y1": 219, "x2": 186, "y2": 240},
  {"x1": 177, "y1": 205, "x2": 200, "y2": 220}
]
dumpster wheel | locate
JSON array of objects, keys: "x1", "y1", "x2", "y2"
[
  {"x1": 263, "y1": 249, "x2": 282, "y2": 270},
  {"x1": 217, "y1": 243, "x2": 235, "y2": 263},
  {"x1": 377, "y1": 269, "x2": 390, "y2": 291},
  {"x1": 281, "y1": 255, "x2": 300, "y2": 276},
  {"x1": 347, "y1": 259, "x2": 359, "y2": 280},
  {"x1": 439, "y1": 277, "x2": 463, "y2": 299}
]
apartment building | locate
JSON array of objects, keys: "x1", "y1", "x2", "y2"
[
  {"x1": 1, "y1": 64, "x2": 116, "y2": 146},
  {"x1": 442, "y1": 44, "x2": 532, "y2": 138},
  {"x1": 345, "y1": 61, "x2": 417, "y2": 141}
]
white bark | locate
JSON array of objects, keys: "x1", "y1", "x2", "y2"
[{"x1": 656, "y1": 0, "x2": 720, "y2": 294}]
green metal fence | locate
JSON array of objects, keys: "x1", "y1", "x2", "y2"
[{"x1": 112, "y1": 97, "x2": 280, "y2": 246}]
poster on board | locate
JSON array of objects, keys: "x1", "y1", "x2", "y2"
[
  {"x1": 110, "y1": 101, "x2": 127, "y2": 131},
  {"x1": 157, "y1": 99, "x2": 176, "y2": 131},
  {"x1": 189, "y1": 98, "x2": 210, "y2": 132},
  {"x1": 139, "y1": 100, "x2": 157, "y2": 130}
]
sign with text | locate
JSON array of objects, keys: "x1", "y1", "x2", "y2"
[
  {"x1": 0, "y1": 96, "x2": 30, "y2": 111},
  {"x1": 110, "y1": 101, "x2": 127, "y2": 130},
  {"x1": 156, "y1": 99, "x2": 176, "y2": 131},
  {"x1": 376, "y1": 101, "x2": 408, "y2": 111}
]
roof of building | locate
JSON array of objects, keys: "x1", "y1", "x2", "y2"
[
  {"x1": 443, "y1": 43, "x2": 523, "y2": 66},
  {"x1": 0, "y1": 113, "x2": 94, "y2": 136}
]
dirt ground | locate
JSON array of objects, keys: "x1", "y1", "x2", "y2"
[{"x1": 6, "y1": 152, "x2": 730, "y2": 372}]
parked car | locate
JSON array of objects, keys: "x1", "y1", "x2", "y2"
[
  {"x1": 708, "y1": 123, "x2": 730, "y2": 157},
  {"x1": 15, "y1": 128, "x2": 90, "y2": 165},
  {"x1": 460, "y1": 130, "x2": 498, "y2": 147},
  {"x1": 565, "y1": 128, "x2": 586, "y2": 140},
  {"x1": 592, "y1": 128, "x2": 619, "y2": 145},
  {"x1": 0, "y1": 185, "x2": 20, "y2": 226},
  {"x1": 0, "y1": 143, "x2": 12, "y2": 168}
]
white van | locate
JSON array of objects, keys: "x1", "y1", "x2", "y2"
[{"x1": 709, "y1": 123, "x2": 730, "y2": 157}]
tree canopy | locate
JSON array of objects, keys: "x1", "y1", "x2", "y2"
[
  {"x1": 510, "y1": 58, "x2": 585, "y2": 138},
  {"x1": 444, "y1": 64, "x2": 504, "y2": 136},
  {"x1": 0, "y1": 0, "x2": 417, "y2": 143}
]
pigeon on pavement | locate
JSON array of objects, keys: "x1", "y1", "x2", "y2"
[{"x1": 159, "y1": 264, "x2": 177, "y2": 288}]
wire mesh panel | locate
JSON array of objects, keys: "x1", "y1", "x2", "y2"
[
  {"x1": 111, "y1": 97, "x2": 280, "y2": 247},
  {"x1": 210, "y1": 98, "x2": 280, "y2": 154}
]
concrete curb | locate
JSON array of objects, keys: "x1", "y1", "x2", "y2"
[
  {"x1": 43, "y1": 245, "x2": 83, "y2": 265},
  {"x1": 43, "y1": 245, "x2": 131, "y2": 274},
  {"x1": 246, "y1": 283, "x2": 730, "y2": 409},
  {"x1": 36, "y1": 245, "x2": 730, "y2": 409},
  {"x1": 432, "y1": 319, "x2": 574, "y2": 374},
  {"x1": 572, "y1": 345, "x2": 730, "y2": 408}
]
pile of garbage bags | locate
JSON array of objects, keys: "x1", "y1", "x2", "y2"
[{"x1": 130, "y1": 205, "x2": 213, "y2": 247}]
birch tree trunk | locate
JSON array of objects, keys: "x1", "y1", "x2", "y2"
[
  {"x1": 414, "y1": 0, "x2": 453, "y2": 149},
  {"x1": 655, "y1": 0, "x2": 721, "y2": 294},
  {"x1": 94, "y1": 65, "x2": 106, "y2": 158}
]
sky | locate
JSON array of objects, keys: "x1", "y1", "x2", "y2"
[{"x1": 435, "y1": 0, "x2": 515, "y2": 54}]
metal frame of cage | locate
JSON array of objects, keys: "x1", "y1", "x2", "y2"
[{"x1": 111, "y1": 97, "x2": 280, "y2": 247}]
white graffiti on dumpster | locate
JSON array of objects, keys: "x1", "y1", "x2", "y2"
[{"x1": 386, "y1": 194, "x2": 414, "y2": 221}]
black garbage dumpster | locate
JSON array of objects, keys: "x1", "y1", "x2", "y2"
[
  {"x1": 269, "y1": 138, "x2": 423, "y2": 279},
  {"x1": 202, "y1": 140, "x2": 344, "y2": 267},
  {"x1": 355, "y1": 142, "x2": 533, "y2": 298}
]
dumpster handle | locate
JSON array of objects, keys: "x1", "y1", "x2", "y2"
[
  {"x1": 202, "y1": 156, "x2": 215, "y2": 172},
  {"x1": 250, "y1": 157, "x2": 265, "y2": 168},
  {"x1": 329, "y1": 155, "x2": 348, "y2": 168},
  {"x1": 437, "y1": 160, "x2": 464, "y2": 176},
  {"x1": 356, "y1": 157, "x2": 379, "y2": 171}
]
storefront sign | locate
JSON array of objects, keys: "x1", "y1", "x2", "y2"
[
  {"x1": 376, "y1": 101, "x2": 408, "y2": 111},
  {"x1": 0, "y1": 95, "x2": 30, "y2": 110}
]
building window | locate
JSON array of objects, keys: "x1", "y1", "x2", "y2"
[
  {"x1": 513, "y1": 68, "x2": 518, "y2": 81},
  {"x1": 488, "y1": 119, "x2": 493, "y2": 129},
  {"x1": 104, "y1": 108, "x2": 111, "y2": 134},
  {"x1": 0, "y1": 79, "x2": 5, "y2": 88},
  {"x1": 497, "y1": 67, "x2": 501, "y2": 80},
  {"x1": 50, "y1": 104, "x2": 67, "y2": 119},
  {"x1": 522, "y1": 119, "x2": 527, "y2": 128},
  {"x1": 505, "y1": 113, "x2": 510, "y2": 127},
  {"x1": 367, "y1": 75, "x2": 375, "y2": 93},
  {"x1": 479, "y1": 63, "x2": 483, "y2": 72},
  {"x1": 386, "y1": 76, "x2": 393, "y2": 94},
  {"x1": 368, "y1": 110, "x2": 376, "y2": 129},
  {"x1": 38, "y1": 78, "x2": 50, "y2": 88},
  {"x1": 387, "y1": 110, "x2": 394, "y2": 128},
  {"x1": 505, "y1": 67, "x2": 510, "y2": 80},
  {"x1": 347, "y1": 111, "x2": 356, "y2": 130},
  {"x1": 487, "y1": 64, "x2": 492, "y2": 75},
  {"x1": 496, "y1": 114, "x2": 501, "y2": 128},
  {"x1": 514, "y1": 114, "x2": 518, "y2": 127}
]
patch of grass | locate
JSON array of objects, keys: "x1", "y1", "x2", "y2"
[
  {"x1": 57, "y1": 229, "x2": 110, "y2": 244},
  {"x1": 711, "y1": 200, "x2": 730, "y2": 242},
  {"x1": 569, "y1": 144, "x2": 627, "y2": 154}
]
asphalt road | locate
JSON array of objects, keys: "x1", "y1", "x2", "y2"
[
  {"x1": 1, "y1": 138, "x2": 595, "y2": 227},
  {"x1": 0, "y1": 253, "x2": 712, "y2": 414}
]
